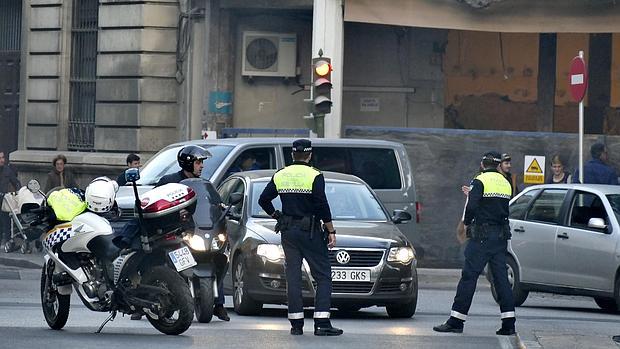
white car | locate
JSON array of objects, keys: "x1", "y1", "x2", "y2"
[{"x1": 489, "y1": 183, "x2": 620, "y2": 312}]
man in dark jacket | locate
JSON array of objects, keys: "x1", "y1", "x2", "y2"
[
  {"x1": 116, "y1": 154, "x2": 141, "y2": 186},
  {"x1": 573, "y1": 143, "x2": 618, "y2": 184},
  {"x1": 0, "y1": 151, "x2": 21, "y2": 245}
]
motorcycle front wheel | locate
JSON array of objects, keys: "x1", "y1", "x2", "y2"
[
  {"x1": 142, "y1": 266, "x2": 194, "y2": 335},
  {"x1": 194, "y1": 277, "x2": 214, "y2": 323},
  {"x1": 40, "y1": 260, "x2": 70, "y2": 330}
]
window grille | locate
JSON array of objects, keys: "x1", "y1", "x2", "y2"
[
  {"x1": 68, "y1": 0, "x2": 98, "y2": 150},
  {"x1": 0, "y1": 0, "x2": 21, "y2": 52}
]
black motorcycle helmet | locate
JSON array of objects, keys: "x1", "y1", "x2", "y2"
[{"x1": 177, "y1": 145, "x2": 211, "y2": 172}]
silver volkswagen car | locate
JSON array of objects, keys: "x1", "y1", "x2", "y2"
[{"x1": 490, "y1": 183, "x2": 620, "y2": 312}]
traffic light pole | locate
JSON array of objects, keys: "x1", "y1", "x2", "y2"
[{"x1": 312, "y1": 0, "x2": 343, "y2": 138}]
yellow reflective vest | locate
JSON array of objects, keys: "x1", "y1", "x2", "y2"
[
  {"x1": 475, "y1": 172, "x2": 512, "y2": 200},
  {"x1": 47, "y1": 188, "x2": 87, "y2": 222},
  {"x1": 273, "y1": 164, "x2": 320, "y2": 194}
]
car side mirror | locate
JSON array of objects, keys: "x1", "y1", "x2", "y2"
[
  {"x1": 588, "y1": 217, "x2": 609, "y2": 232},
  {"x1": 228, "y1": 192, "x2": 243, "y2": 206},
  {"x1": 392, "y1": 209, "x2": 412, "y2": 224}
]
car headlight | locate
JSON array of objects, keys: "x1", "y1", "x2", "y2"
[
  {"x1": 387, "y1": 246, "x2": 415, "y2": 264},
  {"x1": 184, "y1": 234, "x2": 207, "y2": 251},
  {"x1": 257, "y1": 244, "x2": 285, "y2": 263},
  {"x1": 211, "y1": 233, "x2": 227, "y2": 250}
]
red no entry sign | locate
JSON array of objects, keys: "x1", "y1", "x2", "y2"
[{"x1": 569, "y1": 55, "x2": 587, "y2": 102}]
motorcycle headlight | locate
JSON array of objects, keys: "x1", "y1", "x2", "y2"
[
  {"x1": 211, "y1": 233, "x2": 227, "y2": 250},
  {"x1": 256, "y1": 244, "x2": 285, "y2": 263},
  {"x1": 184, "y1": 234, "x2": 207, "y2": 251},
  {"x1": 387, "y1": 246, "x2": 415, "y2": 264}
]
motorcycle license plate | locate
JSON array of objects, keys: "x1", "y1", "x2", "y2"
[
  {"x1": 331, "y1": 268, "x2": 371, "y2": 282},
  {"x1": 169, "y1": 247, "x2": 197, "y2": 272}
]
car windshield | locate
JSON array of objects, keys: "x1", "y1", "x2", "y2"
[
  {"x1": 606, "y1": 194, "x2": 620, "y2": 222},
  {"x1": 136, "y1": 145, "x2": 233, "y2": 185},
  {"x1": 250, "y1": 181, "x2": 388, "y2": 221}
]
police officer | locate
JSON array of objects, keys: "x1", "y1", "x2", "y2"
[
  {"x1": 258, "y1": 139, "x2": 343, "y2": 336},
  {"x1": 434, "y1": 151, "x2": 516, "y2": 335}
]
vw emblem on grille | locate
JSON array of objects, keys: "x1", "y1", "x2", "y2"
[{"x1": 336, "y1": 250, "x2": 350, "y2": 265}]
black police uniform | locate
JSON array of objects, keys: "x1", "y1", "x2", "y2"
[
  {"x1": 258, "y1": 139, "x2": 341, "y2": 335},
  {"x1": 435, "y1": 155, "x2": 516, "y2": 335}
]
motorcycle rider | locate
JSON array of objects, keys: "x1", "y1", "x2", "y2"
[{"x1": 127, "y1": 145, "x2": 230, "y2": 321}]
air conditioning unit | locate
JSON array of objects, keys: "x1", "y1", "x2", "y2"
[{"x1": 242, "y1": 31, "x2": 297, "y2": 77}]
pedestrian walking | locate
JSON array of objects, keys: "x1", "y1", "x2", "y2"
[
  {"x1": 258, "y1": 139, "x2": 343, "y2": 336},
  {"x1": 434, "y1": 151, "x2": 516, "y2": 336},
  {"x1": 116, "y1": 154, "x2": 141, "y2": 186},
  {"x1": 45, "y1": 154, "x2": 77, "y2": 192},
  {"x1": 573, "y1": 143, "x2": 618, "y2": 184},
  {"x1": 0, "y1": 151, "x2": 21, "y2": 246}
]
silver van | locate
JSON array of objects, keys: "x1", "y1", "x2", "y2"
[{"x1": 115, "y1": 138, "x2": 419, "y2": 241}]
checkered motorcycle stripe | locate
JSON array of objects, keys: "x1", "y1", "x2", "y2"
[{"x1": 44, "y1": 225, "x2": 74, "y2": 250}]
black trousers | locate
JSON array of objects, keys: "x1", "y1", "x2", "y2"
[
  {"x1": 450, "y1": 237, "x2": 515, "y2": 324},
  {"x1": 0, "y1": 212, "x2": 9, "y2": 242},
  {"x1": 281, "y1": 225, "x2": 332, "y2": 327}
]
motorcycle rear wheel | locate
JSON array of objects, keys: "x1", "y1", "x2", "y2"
[
  {"x1": 40, "y1": 261, "x2": 70, "y2": 330},
  {"x1": 142, "y1": 266, "x2": 194, "y2": 335}
]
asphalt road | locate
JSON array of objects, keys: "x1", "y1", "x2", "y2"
[{"x1": 0, "y1": 265, "x2": 618, "y2": 349}]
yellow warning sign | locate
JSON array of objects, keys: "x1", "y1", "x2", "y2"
[
  {"x1": 523, "y1": 155, "x2": 546, "y2": 184},
  {"x1": 526, "y1": 158, "x2": 543, "y2": 174}
]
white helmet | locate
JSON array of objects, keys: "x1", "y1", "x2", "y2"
[{"x1": 85, "y1": 177, "x2": 118, "y2": 213}]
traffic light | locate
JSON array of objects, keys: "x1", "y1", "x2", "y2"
[{"x1": 312, "y1": 57, "x2": 332, "y2": 115}]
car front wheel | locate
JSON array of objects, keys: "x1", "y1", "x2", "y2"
[
  {"x1": 232, "y1": 255, "x2": 263, "y2": 315},
  {"x1": 490, "y1": 257, "x2": 529, "y2": 307}
]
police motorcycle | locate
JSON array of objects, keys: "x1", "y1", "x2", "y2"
[
  {"x1": 179, "y1": 178, "x2": 241, "y2": 323},
  {"x1": 37, "y1": 170, "x2": 197, "y2": 335}
]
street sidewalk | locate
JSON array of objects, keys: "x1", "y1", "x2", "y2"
[{"x1": 0, "y1": 251, "x2": 486, "y2": 289}]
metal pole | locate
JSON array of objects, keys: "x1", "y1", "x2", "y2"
[{"x1": 579, "y1": 50, "x2": 584, "y2": 184}]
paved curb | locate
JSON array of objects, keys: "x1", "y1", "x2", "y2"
[{"x1": 0, "y1": 256, "x2": 43, "y2": 269}]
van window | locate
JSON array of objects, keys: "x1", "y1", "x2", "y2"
[
  {"x1": 283, "y1": 146, "x2": 402, "y2": 190},
  {"x1": 224, "y1": 147, "x2": 276, "y2": 178}
]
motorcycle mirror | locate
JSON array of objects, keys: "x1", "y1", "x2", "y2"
[
  {"x1": 125, "y1": 168, "x2": 140, "y2": 183},
  {"x1": 27, "y1": 180, "x2": 41, "y2": 193},
  {"x1": 228, "y1": 192, "x2": 243, "y2": 206}
]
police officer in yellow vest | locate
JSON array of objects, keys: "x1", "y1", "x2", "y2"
[
  {"x1": 434, "y1": 151, "x2": 516, "y2": 336},
  {"x1": 258, "y1": 139, "x2": 343, "y2": 336}
]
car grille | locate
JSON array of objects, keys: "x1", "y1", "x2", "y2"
[
  {"x1": 329, "y1": 249, "x2": 384, "y2": 267},
  {"x1": 332, "y1": 281, "x2": 373, "y2": 294}
]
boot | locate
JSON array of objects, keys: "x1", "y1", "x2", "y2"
[
  {"x1": 290, "y1": 327, "x2": 303, "y2": 335},
  {"x1": 214, "y1": 305, "x2": 230, "y2": 321},
  {"x1": 433, "y1": 317, "x2": 464, "y2": 333},
  {"x1": 314, "y1": 325, "x2": 343, "y2": 336}
]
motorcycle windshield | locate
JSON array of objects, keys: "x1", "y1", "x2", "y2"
[{"x1": 180, "y1": 178, "x2": 223, "y2": 230}]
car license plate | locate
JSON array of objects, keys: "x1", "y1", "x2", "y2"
[
  {"x1": 331, "y1": 268, "x2": 371, "y2": 282},
  {"x1": 169, "y1": 246, "x2": 197, "y2": 272}
]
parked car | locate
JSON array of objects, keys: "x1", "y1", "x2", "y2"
[
  {"x1": 113, "y1": 138, "x2": 419, "y2": 244},
  {"x1": 489, "y1": 183, "x2": 620, "y2": 312},
  {"x1": 217, "y1": 170, "x2": 418, "y2": 318}
]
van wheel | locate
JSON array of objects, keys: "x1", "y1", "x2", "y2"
[{"x1": 490, "y1": 257, "x2": 529, "y2": 307}]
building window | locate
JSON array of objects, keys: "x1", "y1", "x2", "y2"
[{"x1": 68, "y1": 0, "x2": 98, "y2": 150}]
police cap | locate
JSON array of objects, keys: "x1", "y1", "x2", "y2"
[
  {"x1": 482, "y1": 151, "x2": 502, "y2": 164},
  {"x1": 292, "y1": 139, "x2": 312, "y2": 153}
]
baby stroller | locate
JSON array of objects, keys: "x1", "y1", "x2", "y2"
[{"x1": 1, "y1": 180, "x2": 46, "y2": 253}]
